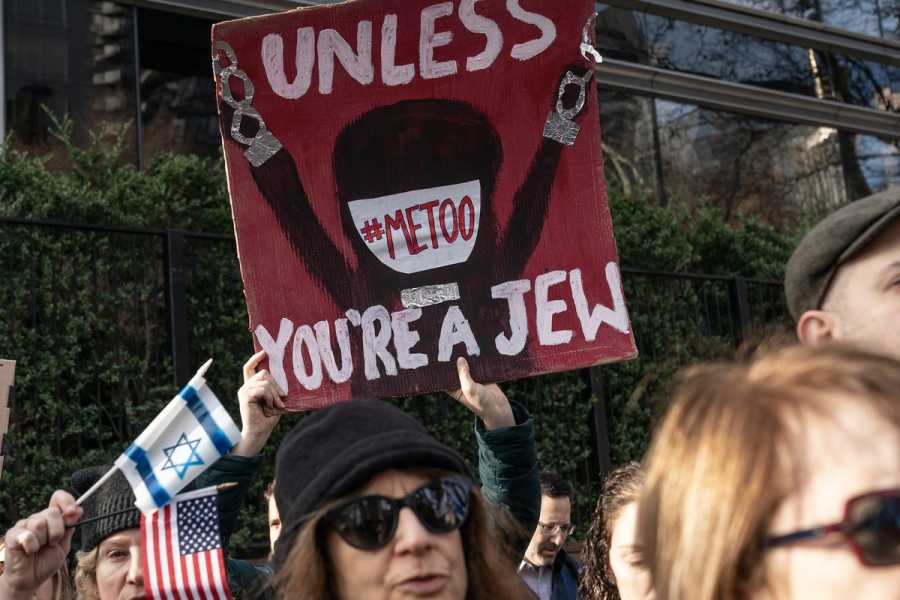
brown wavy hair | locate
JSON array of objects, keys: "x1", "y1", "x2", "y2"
[
  {"x1": 275, "y1": 475, "x2": 531, "y2": 600},
  {"x1": 578, "y1": 463, "x2": 644, "y2": 600}
]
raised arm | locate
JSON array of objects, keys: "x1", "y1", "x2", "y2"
[
  {"x1": 496, "y1": 65, "x2": 594, "y2": 280},
  {"x1": 448, "y1": 358, "x2": 540, "y2": 559},
  {"x1": 213, "y1": 41, "x2": 354, "y2": 303}
]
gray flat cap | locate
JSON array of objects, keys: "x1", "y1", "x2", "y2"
[{"x1": 785, "y1": 187, "x2": 900, "y2": 321}]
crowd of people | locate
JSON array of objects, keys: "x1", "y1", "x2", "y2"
[{"x1": 0, "y1": 188, "x2": 897, "y2": 600}]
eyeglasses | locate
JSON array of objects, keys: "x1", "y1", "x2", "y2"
[
  {"x1": 766, "y1": 488, "x2": 900, "y2": 567},
  {"x1": 538, "y1": 521, "x2": 575, "y2": 536},
  {"x1": 324, "y1": 475, "x2": 472, "y2": 551}
]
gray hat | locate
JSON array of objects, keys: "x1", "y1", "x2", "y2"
[
  {"x1": 785, "y1": 187, "x2": 900, "y2": 321},
  {"x1": 71, "y1": 465, "x2": 140, "y2": 552}
]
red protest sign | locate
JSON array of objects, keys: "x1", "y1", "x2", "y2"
[{"x1": 213, "y1": 0, "x2": 637, "y2": 410}]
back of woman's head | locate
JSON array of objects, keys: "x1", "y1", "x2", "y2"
[
  {"x1": 637, "y1": 343, "x2": 900, "y2": 600},
  {"x1": 579, "y1": 462, "x2": 644, "y2": 600}
]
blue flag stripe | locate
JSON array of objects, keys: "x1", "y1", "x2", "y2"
[
  {"x1": 124, "y1": 443, "x2": 172, "y2": 508},
  {"x1": 180, "y1": 385, "x2": 234, "y2": 456}
]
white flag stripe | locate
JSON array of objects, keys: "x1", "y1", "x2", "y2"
[
  {"x1": 210, "y1": 550, "x2": 227, "y2": 600},
  {"x1": 197, "y1": 550, "x2": 213, "y2": 600},
  {"x1": 183, "y1": 554, "x2": 197, "y2": 600}
]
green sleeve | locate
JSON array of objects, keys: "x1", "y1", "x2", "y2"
[{"x1": 474, "y1": 400, "x2": 540, "y2": 556}]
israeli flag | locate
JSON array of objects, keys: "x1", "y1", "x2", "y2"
[{"x1": 115, "y1": 360, "x2": 241, "y2": 513}]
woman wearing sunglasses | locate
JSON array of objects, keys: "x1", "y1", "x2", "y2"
[
  {"x1": 637, "y1": 343, "x2": 900, "y2": 600},
  {"x1": 271, "y1": 357, "x2": 538, "y2": 600}
]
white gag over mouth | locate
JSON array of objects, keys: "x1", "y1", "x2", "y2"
[{"x1": 348, "y1": 180, "x2": 481, "y2": 274}]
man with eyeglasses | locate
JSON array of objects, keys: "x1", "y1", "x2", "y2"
[{"x1": 519, "y1": 472, "x2": 580, "y2": 600}]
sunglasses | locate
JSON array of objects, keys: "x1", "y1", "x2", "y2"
[
  {"x1": 766, "y1": 488, "x2": 900, "y2": 567},
  {"x1": 324, "y1": 475, "x2": 472, "y2": 551}
]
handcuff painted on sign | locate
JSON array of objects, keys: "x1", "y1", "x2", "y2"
[{"x1": 213, "y1": 12, "x2": 604, "y2": 166}]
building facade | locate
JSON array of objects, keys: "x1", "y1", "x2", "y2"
[{"x1": 4, "y1": 0, "x2": 899, "y2": 224}]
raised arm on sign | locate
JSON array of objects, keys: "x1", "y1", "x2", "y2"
[{"x1": 0, "y1": 491, "x2": 81, "y2": 600}]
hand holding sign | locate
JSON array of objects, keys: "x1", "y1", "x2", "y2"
[
  {"x1": 0, "y1": 491, "x2": 81, "y2": 600},
  {"x1": 232, "y1": 350, "x2": 286, "y2": 458},
  {"x1": 448, "y1": 357, "x2": 515, "y2": 430}
]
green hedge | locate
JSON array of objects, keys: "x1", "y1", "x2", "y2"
[{"x1": 0, "y1": 123, "x2": 799, "y2": 554}]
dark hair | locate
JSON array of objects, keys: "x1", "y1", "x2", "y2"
[
  {"x1": 578, "y1": 462, "x2": 644, "y2": 600},
  {"x1": 275, "y1": 471, "x2": 530, "y2": 600},
  {"x1": 539, "y1": 472, "x2": 572, "y2": 498}
]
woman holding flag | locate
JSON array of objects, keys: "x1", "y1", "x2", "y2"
[{"x1": 0, "y1": 351, "x2": 284, "y2": 600}]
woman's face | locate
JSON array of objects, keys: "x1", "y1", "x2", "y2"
[
  {"x1": 95, "y1": 528, "x2": 144, "y2": 600},
  {"x1": 326, "y1": 469, "x2": 468, "y2": 600},
  {"x1": 608, "y1": 501, "x2": 655, "y2": 600},
  {"x1": 761, "y1": 398, "x2": 900, "y2": 600}
]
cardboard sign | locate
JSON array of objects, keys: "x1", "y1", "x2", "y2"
[
  {"x1": 0, "y1": 360, "x2": 14, "y2": 478},
  {"x1": 213, "y1": 0, "x2": 637, "y2": 410}
]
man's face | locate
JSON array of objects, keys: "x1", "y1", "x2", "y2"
[
  {"x1": 524, "y1": 495, "x2": 572, "y2": 567},
  {"x1": 818, "y1": 217, "x2": 900, "y2": 360}
]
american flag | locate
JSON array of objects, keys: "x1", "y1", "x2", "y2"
[{"x1": 141, "y1": 486, "x2": 232, "y2": 600}]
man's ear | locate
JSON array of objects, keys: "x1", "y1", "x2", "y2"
[{"x1": 796, "y1": 310, "x2": 841, "y2": 345}]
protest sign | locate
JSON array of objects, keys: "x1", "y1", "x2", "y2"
[
  {"x1": 213, "y1": 0, "x2": 637, "y2": 409},
  {"x1": 0, "y1": 360, "x2": 14, "y2": 478}
]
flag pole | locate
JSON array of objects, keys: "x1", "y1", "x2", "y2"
[{"x1": 75, "y1": 464, "x2": 119, "y2": 506}]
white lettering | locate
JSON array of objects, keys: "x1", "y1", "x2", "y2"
[
  {"x1": 262, "y1": 29, "x2": 315, "y2": 99},
  {"x1": 254, "y1": 318, "x2": 293, "y2": 393},
  {"x1": 438, "y1": 305, "x2": 480, "y2": 361},
  {"x1": 459, "y1": 0, "x2": 503, "y2": 72},
  {"x1": 506, "y1": 0, "x2": 557, "y2": 61},
  {"x1": 391, "y1": 309, "x2": 429, "y2": 369},
  {"x1": 292, "y1": 325, "x2": 323, "y2": 390},
  {"x1": 360, "y1": 305, "x2": 398, "y2": 380},
  {"x1": 492, "y1": 279, "x2": 531, "y2": 356},
  {"x1": 381, "y1": 14, "x2": 415, "y2": 86},
  {"x1": 314, "y1": 319, "x2": 354, "y2": 384},
  {"x1": 318, "y1": 21, "x2": 374, "y2": 95},
  {"x1": 420, "y1": 2, "x2": 458, "y2": 80},
  {"x1": 535, "y1": 270, "x2": 573, "y2": 346},
  {"x1": 570, "y1": 263, "x2": 630, "y2": 340}
]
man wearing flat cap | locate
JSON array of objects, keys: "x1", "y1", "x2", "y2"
[{"x1": 785, "y1": 187, "x2": 900, "y2": 360}]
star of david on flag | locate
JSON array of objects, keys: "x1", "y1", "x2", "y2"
[
  {"x1": 142, "y1": 485, "x2": 233, "y2": 600},
  {"x1": 114, "y1": 360, "x2": 242, "y2": 513}
]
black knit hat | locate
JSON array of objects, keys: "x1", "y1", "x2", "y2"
[
  {"x1": 272, "y1": 400, "x2": 471, "y2": 568},
  {"x1": 785, "y1": 187, "x2": 900, "y2": 321},
  {"x1": 71, "y1": 465, "x2": 141, "y2": 552}
]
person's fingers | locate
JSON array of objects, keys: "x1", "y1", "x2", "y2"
[
  {"x1": 243, "y1": 350, "x2": 268, "y2": 382},
  {"x1": 264, "y1": 380, "x2": 287, "y2": 406},
  {"x1": 48, "y1": 491, "x2": 81, "y2": 526},
  {"x1": 23, "y1": 513, "x2": 50, "y2": 550},
  {"x1": 456, "y1": 357, "x2": 477, "y2": 398},
  {"x1": 14, "y1": 528, "x2": 39, "y2": 555},
  {"x1": 44, "y1": 509, "x2": 66, "y2": 546}
]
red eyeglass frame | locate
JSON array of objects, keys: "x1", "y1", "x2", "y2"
[{"x1": 766, "y1": 487, "x2": 900, "y2": 567}]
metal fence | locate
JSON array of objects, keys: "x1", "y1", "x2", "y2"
[{"x1": 0, "y1": 217, "x2": 789, "y2": 532}]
